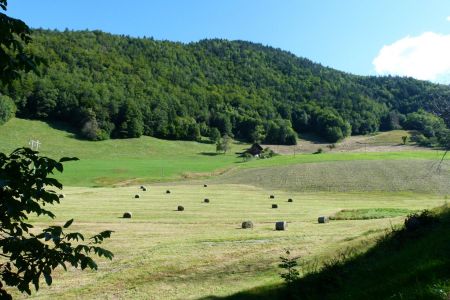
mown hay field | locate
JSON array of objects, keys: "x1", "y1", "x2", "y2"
[{"x1": 11, "y1": 184, "x2": 446, "y2": 299}]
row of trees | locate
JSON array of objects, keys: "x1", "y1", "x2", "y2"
[{"x1": 1, "y1": 30, "x2": 450, "y2": 144}]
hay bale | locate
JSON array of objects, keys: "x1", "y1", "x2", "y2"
[
  {"x1": 134, "y1": 194, "x2": 140, "y2": 199},
  {"x1": 177, "y1": 205, "x2": 184, "y2": 211},
  {"x1": 166, "y1": 190, "x2": 171, "y2": 194},
  {"x1": 275, "y1": 221, "x2": 287, "y2": 231},
  {"x1": 123, "y1": 212, "x2": 132, "y2": 218},
  {"x1": 241, "y1": 221, "x2": 253, "y2": 229},
  {"x1": 204, "y1": 198, "x2": 210, "y2": 203},
  {"x1": 141, "y1": 187, "x2": 147, "y2": 191},
  {"x1": 318, "y1": 216, "x2": 329, "y2": 223},
  {"x1": 288, "y1": 198, "x2": 293, "y2": 202},
  {"x1": 140, "y1": 185, "x2": 145, "y2": 189},
  {"x1": 272, "y1": 204, "x2": 278, "y2": 209},
  {"x1": 204, "y1": 184, "x2": 208, "y2": 187},
  {"x1": 58, "y1": 194, "x2": 65, "y2": 199},
  {"x1": 270, "y1": 195, "x2": 275, "y2": 199}
]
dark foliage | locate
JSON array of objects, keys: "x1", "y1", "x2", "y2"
[
  {"x1": 279, "y1": 249, "x2": 300, "y2": 284},
  {"x1": 2, "y1": 30, "x2": 450, "y2": 143},
  {"x1": 0, "y1": 148, "x2": 113, "y2": 298},
  {"x1": 0, "y1": 0, "x2": 39, "y2": 85}
]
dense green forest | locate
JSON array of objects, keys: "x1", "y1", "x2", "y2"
[{"x1": 1, "y1": 29, "x2": 450, "y2": 144}]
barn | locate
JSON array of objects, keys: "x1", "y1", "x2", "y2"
[{"x1": 245, "y1": 143, "x2": 263, "y2": 156}]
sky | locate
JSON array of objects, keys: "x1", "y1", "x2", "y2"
[{"x1": 7, "y1": 0, "x2": 450, "y2": 83}]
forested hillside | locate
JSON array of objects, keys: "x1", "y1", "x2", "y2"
[{"x1": 1, "y1": 29, "x2": 450, "y2": 144}]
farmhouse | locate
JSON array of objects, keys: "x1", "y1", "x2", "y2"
[{"x1": 245, "y1": 143, "x2": 263, "y2": 156}]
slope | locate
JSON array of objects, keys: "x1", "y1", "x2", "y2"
[
  {"x1": 206, "y1": 205, "x2": 450, "y2": 300},
  {"x1": 2, "y1": 30, "x2": 450, "y2": 144}
]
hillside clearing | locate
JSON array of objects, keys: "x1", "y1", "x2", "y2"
[{"x1": 0, "y1": 118, "x2": 447, "y2": 187}]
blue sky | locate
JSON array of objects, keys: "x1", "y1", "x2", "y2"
[{"x1": 7, "y1": 1, "x2": 450, "y2": 82}]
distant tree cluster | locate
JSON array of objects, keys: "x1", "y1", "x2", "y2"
[
  {"x1": 404, "y1": 109, "x2": 447, "y2": 147},
  {"x1": 1, "y1": 30, "x2": 450, "y2": 144}
]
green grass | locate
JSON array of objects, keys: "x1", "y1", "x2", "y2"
[
  {"x1": 241, "y1": 150, "x2": 446, "y2": 169},
  {"x1": 330, "y1": 208, "x2": 414, "y2": 220},
  {"x1": 364, "y1": 130, "x2": 412, "y2": 145},
  {"x1": 0, "y1": 118, "x2": 248, "y2": 186},
  {"x1": 6, "y1": 185, "x2": 447, "y2": 300},
  {"x1": 1, "y1": 118, "x2": 447, "y2": 187}
]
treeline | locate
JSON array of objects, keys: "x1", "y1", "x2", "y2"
[{"x1": 1, "y1": 29, "x2": 450, "y2": 144}]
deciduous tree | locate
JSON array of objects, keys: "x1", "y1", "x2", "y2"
[{"x1": 0, "y1": 148, "x2": 113, "y2": 299}]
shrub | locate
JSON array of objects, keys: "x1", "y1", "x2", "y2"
[
  {"x1": 314, "y1": 148, "x2": 323, "y2": 154},
  {"x1": 279, "y1": 249, "x2": 300, "y2": 284},
  {"x1": 404, "y1": 210, "x2": 438, "y2": 231},
  {"x1": 0, "y1": 95, "x2": 16, "y2": 125}
]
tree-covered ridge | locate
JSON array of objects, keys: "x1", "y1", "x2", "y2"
[{"x1": 2, "y1": 29, "x2": 450, "y2": 143}]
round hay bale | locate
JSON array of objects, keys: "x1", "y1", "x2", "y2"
[
  {"x1": 134, "y1": 194, "x2": 140, "y2": 199},
  {"x1": 288, "y1": 198, "x2": 293, "y2": 202},
  {"x1": 58, "y1": 194, "x2": 65, "y2": 199},
  {"x1": 204, "y1": 184, "x2": 208, "y2": 187},
  {"x1": 140, "y1": 185, "x2": 145, "y2": 189},
  {"x1": 204, "y1": 198, "x2": 210, "y2": 203},
  {"x1": 270, "y1": 195, "x2": 275, "y2": 199},
  {"x1": 272, "y1": 204, "x2": 278, "y2": 209},
  {"x1": 166, "y1": 190, "x2": 171, "y2": 194},
  {"x1": 142, "y1": 187, "x2": 147, "y2": 191},
  {"x1": 275, "y1": 221, "x2": 287, "y2": 231},
  {"x1": 123, "y1": 212, "x2": 132, "y2": 218},
  {"x1": 177, "y1": 205, "x2": 184, "y2": 211},
  {"x1": 241, "y1": 221, "x2": 253, "y2": 229},
  {"x1": 318, "y1": 216, "x2": 329, "y2": 224}
]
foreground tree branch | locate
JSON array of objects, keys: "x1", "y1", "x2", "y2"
[{"x1": 0, "y1": 148, "x2": 113, "y2": 299}]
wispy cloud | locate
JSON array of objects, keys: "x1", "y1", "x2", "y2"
[
  {"x1": 447, "y1": 16, "x2": 450, "y2": 22},
  {"x1": 373, "y1": 32, "x2": 450, "y2": 84}
]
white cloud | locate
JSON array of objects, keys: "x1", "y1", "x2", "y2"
[
  {"x1": 447, "y1": 16, "x2": 450, "y2": 22},
  {"x1": 373, "y1": 32, "x2": 450, "y2": 83}
]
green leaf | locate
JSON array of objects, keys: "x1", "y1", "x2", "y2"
[
  {"x1": 43, "y1": 273, "x2": 52, "y2": 286},
  {"x1": 63, "y1": 219, "x2": 74, "y2": 228}
]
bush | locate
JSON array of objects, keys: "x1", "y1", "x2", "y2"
[
  {"x1": 279, "y1": 249, "x2": 300, "y2": 284},
  {"x1": 404, "y1": 210, "x2": 438, "y2": 231},
  {"x1": 410, "y1": 133, "x2": 434, "y2": 147},
  {"x1": 0, "y1": 95, "x2": 16, "y2": 125},
  {"x1": 313, "y1": 148, "x2": 323, "y2": 154},
  {"x1": 404, "y1": 110, "x2": 446, "y2": 138}
]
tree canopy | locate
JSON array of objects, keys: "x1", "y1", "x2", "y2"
[{"x1": 1, "y1": 29, "x2": 450, "y2": 143}]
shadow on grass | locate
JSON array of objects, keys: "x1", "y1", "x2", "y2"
[
  {"x1": 197, "y1": 139, "x2": 215, "y2": 145},
  {"x1": 199, "y1": 152, "x2": 222, "y2": 156},
  {"x1": 200, "y1": 207, "x2": 450, "y2": 300},
  {"x1": 46, "y1": 120, "x2": 81, "y2": 139}
]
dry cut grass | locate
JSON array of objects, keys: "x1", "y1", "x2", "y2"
[{"x1": 9, "y1": 184, "x2": 446, "y2": 300}]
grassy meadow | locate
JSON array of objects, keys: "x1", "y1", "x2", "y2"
[
  {"x1": 1, "y1": 118, "x2": 450, "y2": 299},
  {"x1": 0, "y1": 118, "x2": 448, "y2": 187},
  {"x1": 11, "y1": 185, "x2": 447, "y2": 299},
  {"x1": 0, "y1": 118, "x2": 248, "y2": 186}
]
